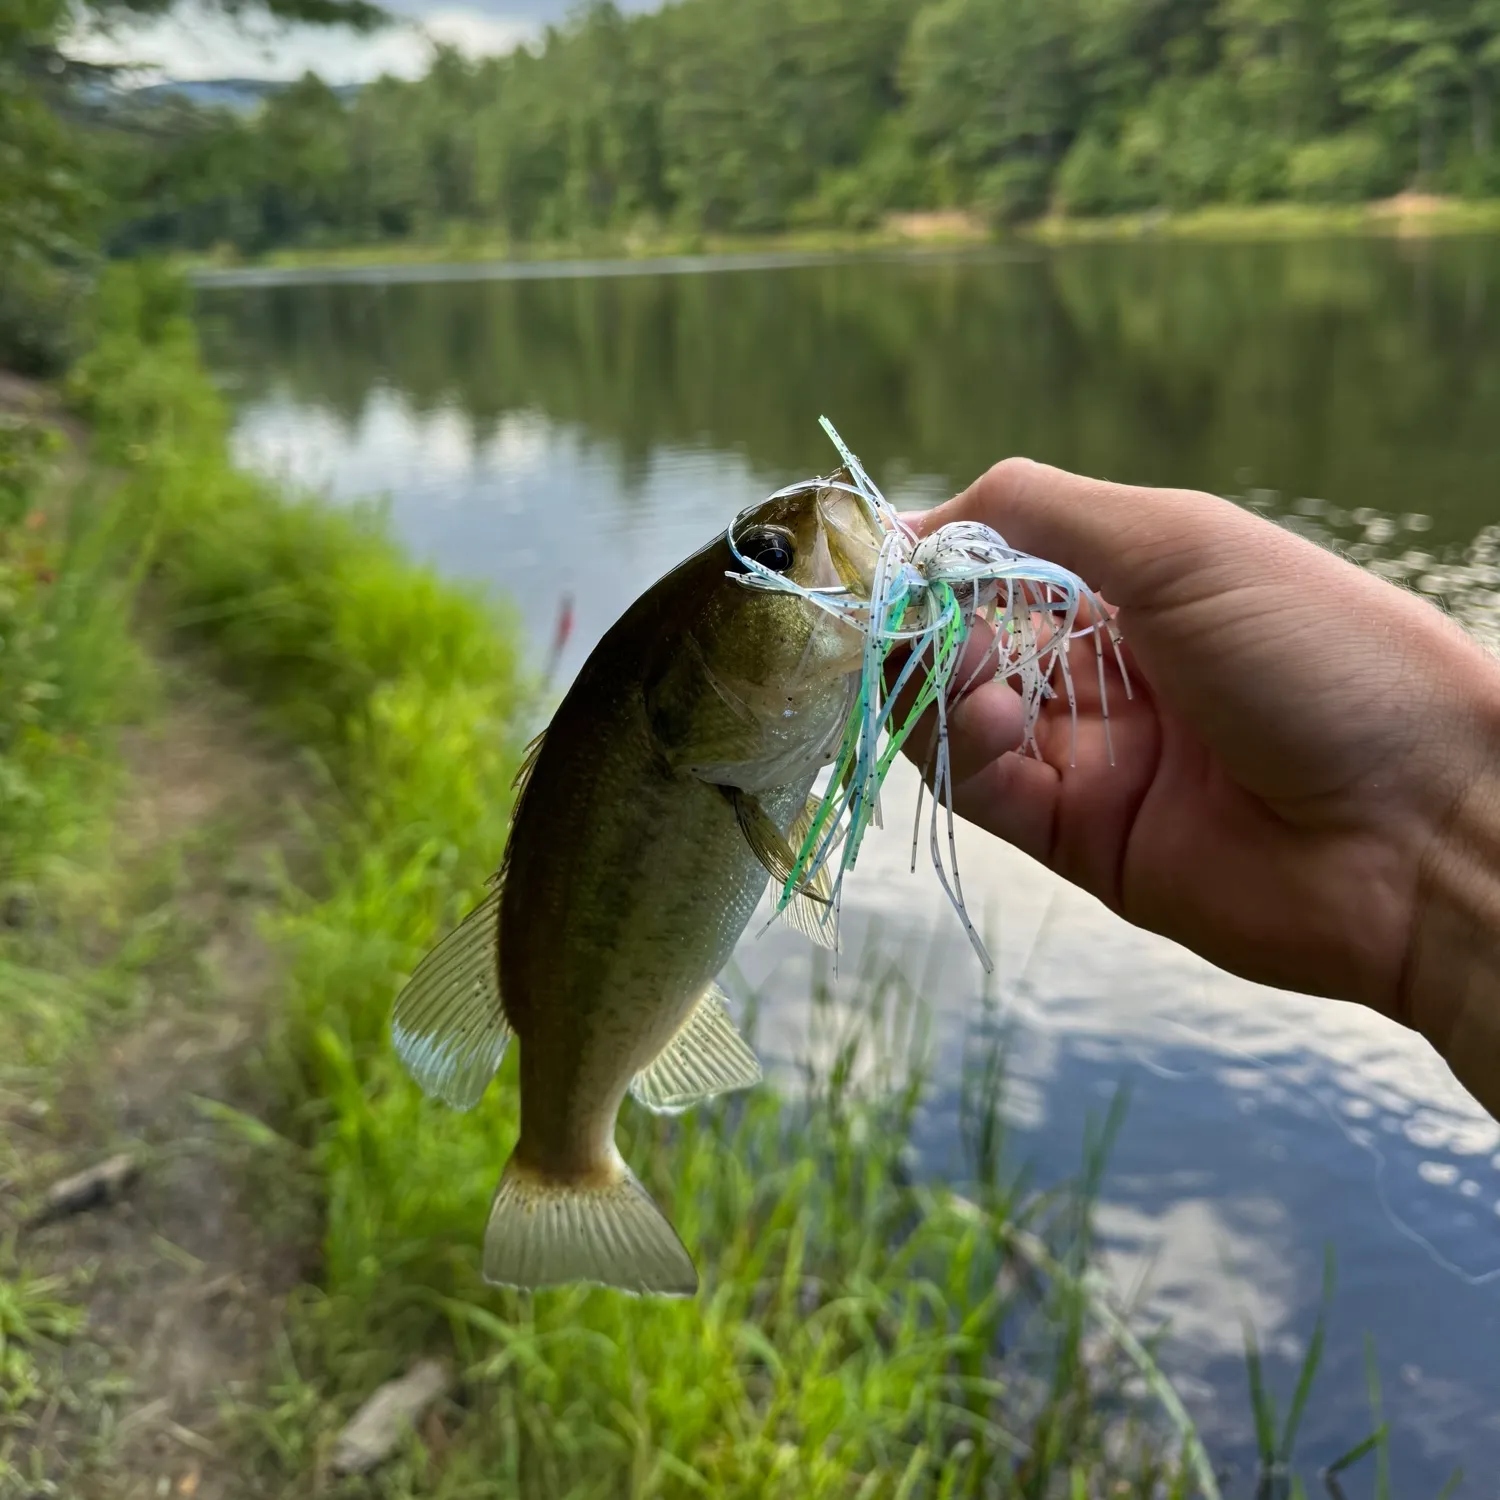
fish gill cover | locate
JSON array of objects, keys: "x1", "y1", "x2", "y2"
[{"x1": 730, "y1": 419, "x2": 1127, "y2": 968}]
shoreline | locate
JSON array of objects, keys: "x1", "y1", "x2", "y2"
[{"x1": 177, "y1": 196, "x2": 1500, "y2": 283}]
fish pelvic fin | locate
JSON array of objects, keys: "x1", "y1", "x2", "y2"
[
  {"x1": 392, "y1": 885, "x2": 511, "y2": 1110},
  {"x1": 484, "y1": 1150, "x2": 698, "y2": 1296},
  {"x1": 629, "y1": 984, "x2": 763, "y2": 1115},
  {"x1": 787, "y1": 793, "x2": 835, "y2": 902}
]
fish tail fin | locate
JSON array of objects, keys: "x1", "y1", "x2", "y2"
[{"x1": 483, "y1": 1148, "x2": 698, "y2": 1297}]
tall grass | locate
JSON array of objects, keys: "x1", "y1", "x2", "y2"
[
  {"x1": 0, "y1": 368, "x2": 154, "y2": 1493},
  {"x1": 0, "y1": 387, "x2": 159, "y2": 1109},
  {"x1": 0, "y1": 410, "x2": 148, "y2": 892},
  {"x1": 60, "y1": 260, "x2": 1410, "y2": 1496}
]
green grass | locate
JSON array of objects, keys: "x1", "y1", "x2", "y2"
[
  {"x1": 1028, "y1": 198, "x2": 1500, "y2": 243},
  {"x1": 0, "y1": 391, "x2": 180, "y2": 1489},
  {"x1": 0, "y1": 393, "x2": 170, "y2": 1099},
  {"x1": 0, "y1": 412, "x2": 150, "y2": 894},
  {"x1": 0, "y1": 1242, "x2": 84, "y2": 1492},
  {"x1": 172, "y1": 221, "x2": 993, "y2": 277}
]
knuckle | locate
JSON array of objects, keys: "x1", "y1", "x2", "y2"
[{"x1": 984, "y1": 455, "x2": 1038, "y2": 496}]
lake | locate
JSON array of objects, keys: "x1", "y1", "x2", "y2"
[{"x1": 195, "y1": 239, "x2": 1500, "y2": 1492}]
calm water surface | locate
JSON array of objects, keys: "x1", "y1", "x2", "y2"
[{"x1": 197, "y1": 241, "x2": 1500, "y2": 1491}]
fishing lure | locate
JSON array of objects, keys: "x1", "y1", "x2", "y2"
[{"x1": 726, "y1": 419, "x2": 1128, "y2": 970}]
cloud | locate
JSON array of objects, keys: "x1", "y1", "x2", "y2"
[{"x1": 66, "y1": 2, "x2": 545, "y2": 85}]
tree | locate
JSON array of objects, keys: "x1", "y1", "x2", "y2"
[
  {"x1": 900, "y1": 0, "x2": 1080, "y2": 195},
  {"x1": 1330, "y1": 0, "x2": 1467, "y2": 185},
  {"x1": 0, "y1": 0, "x2": 386, "y2": 366}
]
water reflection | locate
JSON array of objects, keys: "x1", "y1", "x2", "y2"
[
  {"x1": 198, "y1": 239, "x2": 1500, "y2": 1489},
  {"x1": 200, "y1": 238, "x2": 1500, "y2": 549}
]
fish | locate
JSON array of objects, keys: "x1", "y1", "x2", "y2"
[{"x1": 391, "y1": 477, "x2": 883, "y2": 1296}]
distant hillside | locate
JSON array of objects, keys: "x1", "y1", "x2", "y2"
[{"x1": 131, "y1": 77, "x2": 361, "y2": 114}]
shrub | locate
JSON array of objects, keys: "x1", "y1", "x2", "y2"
[{"x1": 1287, "y1": 132, "x2": 1399, "y2": 204}]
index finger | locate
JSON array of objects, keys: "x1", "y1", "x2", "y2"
[{"x1": 909, "y1": 457, "x2": 1277, "y2": 610}]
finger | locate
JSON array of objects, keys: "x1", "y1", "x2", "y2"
[
  {"x1": 886, "y1": 619, "x2": 1028, "y2": 784},
  {"x1": 908, "y1": 458, "x2": 1268, "y2": 609},
  {"x1": 948, "y1": 753, "x2": 1060, "y2": 869},
  {"x1": 942, "y1": 679, "x2": 1028, "y2": 785}
]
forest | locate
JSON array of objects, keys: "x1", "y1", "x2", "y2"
[{"x1": 69, "y1": 0, "x2": 1500, "y2": 259}]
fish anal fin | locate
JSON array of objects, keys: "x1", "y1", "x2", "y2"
[
  {"x1": 392, "y1": 886, "x2": 510, "y2": 1111},
  {"x1": 484, "y1": 1151, "x2": 697, "y2": 1296},
  {"x1": 629, "y1": 984, "x2": 763, "y2": 1115}
]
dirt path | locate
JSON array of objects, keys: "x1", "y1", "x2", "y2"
[
  {"x1": 2, "y1": 378, "x2": 319, "y2": 1497},
  {"x1": 6, "y1": 678, "x2": 317, "y2": 1500}
]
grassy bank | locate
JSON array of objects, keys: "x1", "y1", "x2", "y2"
[
  {"x1": 0, "y1": 389, "x2": 155, "y2": 1080},
  {"x1": 172, "y1": 221, "x2": 991, "y2": 278},
  {"x1": 1028, "y1": 196, "x2": 1500, "y2": 243},
  {"x1": 173, "y1": 197, "x2": 1500, "y2": 280}
]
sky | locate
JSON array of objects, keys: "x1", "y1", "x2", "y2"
[{"x1": 68, "y1": 0, "x2": 659, "y2": 85}]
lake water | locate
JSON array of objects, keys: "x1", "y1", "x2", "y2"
[{"x1": 195, "y1": 240, "x2": 1500, "y2": 1492}]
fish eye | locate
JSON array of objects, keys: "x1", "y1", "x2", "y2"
[{"x1": 738, "y1": 526, "x2": 795, "y2": 574}]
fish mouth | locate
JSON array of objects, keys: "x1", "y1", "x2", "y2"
[{"x1": 816, "y1": 484, "x2": 884, "y2": 601}]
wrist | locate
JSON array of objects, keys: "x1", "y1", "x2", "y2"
[{"x1": 1400, "y1": 666, "x2": 1500, "y2": 1119}]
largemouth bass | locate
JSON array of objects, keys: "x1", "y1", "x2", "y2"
[{"x1": 392, "y1": 478, "x2": 881, "y2": 1295}]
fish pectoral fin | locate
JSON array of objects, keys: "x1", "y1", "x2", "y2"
[
  {"x1": 725, "y1": 787, "x2": 827, "y2": 900},
  {"x1": 771, "y1": 793, "x2": 837, "y2": 948},
  {"x1": 391, "y1": 886, "x2": 511, "y2": 1111},
  {"x1": 788, "y1": 792, "x2": 834, "y2": 903},
  {"x1": 629, "y1": 984, "x2": 763, "y2": 1115},
  {"x1": 484, "y1": 1151, "x2": 698, "y2": 1296}
]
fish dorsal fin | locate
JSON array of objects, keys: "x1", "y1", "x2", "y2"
[
  {"x1": 392, "y1": 885, "x2": 511, "y2": 1110},
  {"x1": 726, "y1": 788, "x2": 827, "y2": 900},
  {"x1": 495, "y1": 727, "x2": 546, "y2": 891},
  {"x1": 629, "y1": 984, "x2": 762, "y2": 1115},
  {"x1": 512, "y1": 729, "x2": 546, "y2": 795}
]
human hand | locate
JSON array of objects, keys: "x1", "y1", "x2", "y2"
[{"x1": 900, "y1": 460, "x2": 1500, "y2": 1116}]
